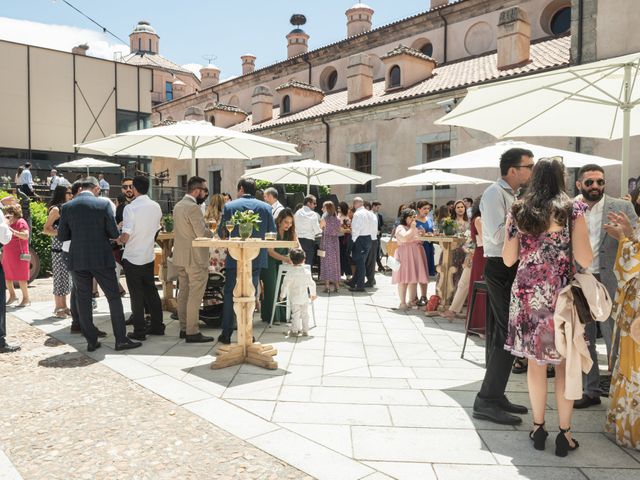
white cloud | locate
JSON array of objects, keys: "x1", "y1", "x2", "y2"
[{"x1": 0, "y1": 16, "x2": 129, "y2": 60}]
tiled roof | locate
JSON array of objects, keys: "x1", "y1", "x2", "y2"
[
  {"x1": 121, "y1": 52, "x2": 196, "y2": 76},
  {"x1": 381, "y1": 44, "x2": 436, "y2": 62},
  {"x1": 275, "y1": 80, "x2": 324, "y2": 94},
  {"x1": 205, "y1": 103, "x2": 248, "y2": 115},
  {"x1": 232, "y1": 35, "x2": 570, "y2": 133}
]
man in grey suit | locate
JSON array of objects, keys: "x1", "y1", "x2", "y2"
[
  {"x1": 574, "y1": 164, "x2": 638, "y2": 408},
  {"x1": 172, "y1": 176, "x2": 214, "y2": 343}
]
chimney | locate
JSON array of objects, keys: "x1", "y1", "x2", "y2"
[
  {"x1": 497, "y1": 7, "x2": 531, "y2": 70},
  {"x1": 241, "y1": 54, "x2": 256, "y2": 75},
  {"x1": 347, "y1": 53, "x2": 373, "y2": 103},
  {"x1": 200, "y1": 64, "x2": 220, "y2": 89},
  {"x1": 172, "y1": 78, "x2": 186, "y2": 99},
  {"x1": 430, "y1": 0, "x2": 449, "y2": 9},
  {"x1": 72, "y1": 43, "x2": 89, "y2": 55},
  {"x1": 287, "y1": 14, "x2": 309, "y2": 59},
  {"x1": 345, "y1": 3, "x2": 374, "y2": 37},
  {"x1": 184, "y1": 106, "x2": 204, "y2": 121},
  {"x1": 251, "y1": 86, "x2": 274, "y2": 125}
]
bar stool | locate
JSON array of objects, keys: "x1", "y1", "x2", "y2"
[
  {"x1": 461, "y1": 280, "x2": 488, "y2": 359},
  {"x1": 270, "y1": 263, "x2": 317, "y2": 328}
]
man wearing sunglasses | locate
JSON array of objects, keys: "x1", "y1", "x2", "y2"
[{"x1": 574, "y1": 164, "x2": 637, "y2": 409}]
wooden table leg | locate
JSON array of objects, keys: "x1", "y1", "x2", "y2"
[
  {"x1": 436, "y1": 243, "x2": 455, "y2": 309},
  {"x1": 159, "y1": 239, "x2": 177, "y2": 313},
  {"x1": 212, "y1": 244, "x2": 278, "y2": 370}
]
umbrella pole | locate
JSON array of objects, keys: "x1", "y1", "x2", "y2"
[
  {"x1": 432, "y1": 184, "x2": 436, "y2": 207},
  {"x1": 190, "y1": 148, "x2": 197, "y2": 179},
  {"x1": 621, "y1": 63, "x2": 632, "y2": 194},
  {"x1": 307, "y1": 177, "x2": 310, "y2": 196}
]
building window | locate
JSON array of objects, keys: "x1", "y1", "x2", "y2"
[
  {"x1": 148, "y1": 39, "x2": 152, "y2": 51},
  {"x1": 138, "y1": 38, "x2": 141, "y2": 51},
  {"x1": 420, "y1": 42, "x2": 434, "y2": 57},
  {"x1": 320, "y1": 66, "x2": 339, "y2": 92},
  {"x1": 282, "y1": 95, "x2": 291, "y2": 114},
  {"x1": 389, "y1": 65, "x2": 401, "y2": 88},
  {"x1": 209, "y1": 115, "x2": 215, "y2": 126},
  {"x1": 352, "y1": 151, "x2": 372, "y2": 194},
  {"x1": 421, "y1": 141, "x2": 451, "y2": 190},
  {"x1": 165, "y1": 81, "x2": 173, "y2": 101},
  {"x1": 550, "y1": 7, "x2": 571, "y2": 35},
  {"x1": 116, "y1": 110, "x2": 150, "y2": 133},
  {"x1": 177, "y1": 175, "x2": 187, "y2": 189}
]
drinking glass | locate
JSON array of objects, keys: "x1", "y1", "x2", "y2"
[{"x1": 225, "y1": 221, "x2": 235, "y2": 238}]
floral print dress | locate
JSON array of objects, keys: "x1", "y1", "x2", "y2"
[{"x1": 504, "y1": 201, "x2": 587, "y2": 365}]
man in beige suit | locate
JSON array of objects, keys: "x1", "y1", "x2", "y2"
[{"x1": 172, "y1": 176, "x2": 214, "y2": 343}]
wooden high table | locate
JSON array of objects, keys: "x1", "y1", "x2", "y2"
[
  {"x1": 156, "y1": 232, "x2": 177, "y2": 313},
  {"x1": 193, "y1": 237, "x2": 297, "y2": 370},
  {"x1": 418, "y1": 235, "x2": 465, "y2": 308}
]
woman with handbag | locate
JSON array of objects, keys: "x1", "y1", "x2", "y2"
[
  {"x1": 392, "y1": 208, "x2": 428, "y2": 310},
  {"x1": 502, "y1": 157, "x2": 592, "y2": 456},
  {"x1": 603, "y1": 210, "x2": 640, "y2": 450},
  {"x1": 2, "y1": 204, "x2": 31, "y2": 307}
]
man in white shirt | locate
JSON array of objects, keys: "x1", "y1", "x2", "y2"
[
  {"x1": 0, "y1": 212, "x2": 16, "y2": 353},
  {"x1": 264, "y1": 187, "x2": 284, "y2": 219},
  {"x1": 364, "y1": 201, "x2": 380, "y2": 287},
  {"x1": 19, "y1": 162, "x2": 35, "y2": 197},
  {"x1": 347, "y1": 197, "x2": 371, "y2": 292},
  {"x1": 98, "y1": 173, "x2": 110, "y2": 197},
  {"x1": 294, "y1": 195, "x2": 321, "y2": 266},
  {"x1": 574, "y1": 164, "x2": 637, "y2": 408},
  {"x1": 49, "y1": 169, "x2": 60, "y2": 191},
  {"x1": 118, "y1": 175, "x2": 164, "y2": 340}
]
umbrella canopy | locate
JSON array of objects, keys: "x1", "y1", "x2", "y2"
[
  {"x1": 75, "y1": 120, "x2": 300, "y2": 177},
  {"x1": 435, "y1": 51, "x2": 640, "y2": 190},
  {"x1": 408, "y1": 140, "x2": 621, "y2": 171},
  {"x1": 56, "y1": 157, "x2": 121, "y2": 175},
  {"x1": 241, "y1": 159, "x2": 380, "y2": 195},
  {"x1": 378, "y1": 170, "x2": 492, "y2": 205}
]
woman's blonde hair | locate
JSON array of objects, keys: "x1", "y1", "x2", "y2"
[
  {"x1": 205, "y1": 193, "x2": 225, "y2": 222},
  {"x1": 4, "y1": 204, "x2": 23, "y2": 220}
]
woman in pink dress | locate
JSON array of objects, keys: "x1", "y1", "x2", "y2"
[
  {"x1": 320, "y1": 201, "x2": 341, "y2": 293},
  {"x1": 392, "y1": 208, "x2": 429, "y2": 310},
  {"x1": 3, "y1": 204, "x2": 30, "y2": 306}
]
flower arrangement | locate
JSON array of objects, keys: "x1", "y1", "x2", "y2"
[
  {"x1": 440, "y1": 217, "x2": 457, "y2": 235},
  {"x1": 231, "y1": 209, "x2": 261, "y2": 240},
  {"x1": 161, "y1": 214, "x2": 174, "y2": 232}
]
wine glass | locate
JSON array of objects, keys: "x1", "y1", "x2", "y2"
[{"x1": 225, "y1": 221, "x2": 235, "y2": 238}]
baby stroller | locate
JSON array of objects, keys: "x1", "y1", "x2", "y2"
[{"x1": 199, "y1": 270, "x2": 225, "y2": 328}]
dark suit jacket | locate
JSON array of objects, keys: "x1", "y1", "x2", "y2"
[
  {"x1": 219, "y1": 194, "x2": 276, "y2": 270},
  {"x1": 58, "y1": 192, "x2": 120, "y2": 271}
]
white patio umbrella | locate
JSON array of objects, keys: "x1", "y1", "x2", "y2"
[
  {"x1": 378, "y1": 170, "x2": 492, "y2": 205},
  {"x1": 435, "y1": 52, "x2": 640, "y2": 190},
  {"x1": 75, "y1": 120, "x2": 300, "y2": 177},
  {"x1": 241, "y1": 159, "x2": 380, "y2": 195},
  {"x1": 408, "y1": 140, "x2": 621, "y2": 171},
  {"x1": 56, "y1": 157, "x2": 120, "y2": 176}
]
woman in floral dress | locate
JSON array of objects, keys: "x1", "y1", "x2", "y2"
[
  {"x1": 603, "y1": 211, "x2": 640, "y2": 450},
  {"x1": 320, "y1": 201, "x2": 341, "y2": 293},
  {"x1": 503, "y1": 157, "x2": 592, "y2": 456}
]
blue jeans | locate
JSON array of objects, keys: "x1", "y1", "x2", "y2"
[
  {"x1": 221, "y1": 268, "x2": 261, "y2": 338},
  {"x1": 351, "y1": 236, "x2": 371, "y2": 289}
]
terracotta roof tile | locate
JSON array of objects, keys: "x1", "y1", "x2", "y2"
[
  {"x1": 233, "y1": 35, "x2": 571, "y2": 133},
  {"x1": 381, "y1": 44, "x2": 436, "y2": 62},
  {"x1": 275, "y1": 80, "x2": 324, "y2": 94},
  {"x1": 122, "y1": 52, "x2": 196, "y2": 76}
]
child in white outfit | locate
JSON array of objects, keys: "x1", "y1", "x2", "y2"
[{"x1": 279, "y1": 248, "x2": 317, "y2": 337}]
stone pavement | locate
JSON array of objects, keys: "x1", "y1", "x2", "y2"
[{"x1": 4, "y1": 274, "x2": 640, "y2": 480}]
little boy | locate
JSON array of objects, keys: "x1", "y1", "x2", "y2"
[{"x1": 279, "y1": 248, "x2": 317, "y2": 337}]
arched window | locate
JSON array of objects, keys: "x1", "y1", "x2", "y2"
[
  {"x1": 148, "y1": 39, "x2": 152, "y2": 51},
  {"x1": 389, "y1": 66, "x2": 401, "y2": 88},
  {"x1": 420, "y1": 42, "x2": 434, "y2": 57},
  {"x1": 550, "y1": 7, "x2": 571, "y2": 35},
  {"x1": 320, "y1": 66, "x2": 339, "y2": 92},
  {"x1": 138, "y1": 38, "x2": 141, "y2": 51},
  {"x1": 282, "y1": 95, "x2": 291, "y2": 114}
]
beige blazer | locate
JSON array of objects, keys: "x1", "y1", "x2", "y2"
[
  {"x1": 172, "y1": 195, "x2": 212, "y2": 268},
  {"x1": 554, "y1": 273, "x2": 612, "y2": 400}
]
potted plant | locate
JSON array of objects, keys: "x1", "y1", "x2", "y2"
[
  {"x1": 231, "y1": 209, "x2": 261, "y2": 240},
  {"x1": 162, "y1": 214, "x2": 174, "y2": 233},
  {"x1": 440, "y1": 217, "x2": 457, "y2": 236}
]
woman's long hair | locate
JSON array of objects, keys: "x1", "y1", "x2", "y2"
[
  {"x1": 49, "y1": 185, "x2": 69, "y2": 208},
  {"x1": 512, "y1": 157, "x2": 572, "y2": 236},
  {"x1": 276, "y1": 208, "x2": 296, "y2": 241},
  {"x1": 453, "y1": 200, "x2": 469, "y2": 222},
  {"x1": 205, "y1": 194, "x2": 225, "y2": 222}
]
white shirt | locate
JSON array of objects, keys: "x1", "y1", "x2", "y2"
[
  {"x1": 50, "y1": 175, "x2": 60, "y2": 190},
  {"x1": 122, "y1": 195, "x2": 162, "y2": 265},
  {"x1": 582, "y1": 196, "x2": 604, "y2": 274},
  {"x1": 99, "y1": 178, "x2": 110, "y2": 191},
  {"x1": 279, "y1": 265, "x2": 317, "y2": 305},
  {"x1": 366, "y1": 209, "x2": 378, "y2": 239},
  {"x1": 351, "y1": 206, "x2": 369, "y2": 242},
  {"x1": 19, "y1": 169, "x2": 33, "y2": 188},
  {"x1": 272, "y1": 200, "x2": 284, "y2": 219},
  {"x1": 0, "y1": 213, "x2": 13, "y2": 245},
  {"x1": 294, "y1": 206, "x2": 321, "y2": 240}
]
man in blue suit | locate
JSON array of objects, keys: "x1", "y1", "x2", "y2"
[
  {"x1": 58, "y1": 177, "x2": 141, "y2": 352},
  {"x1": 218, "y1": 178, "x2": 276, "y2": 344}
]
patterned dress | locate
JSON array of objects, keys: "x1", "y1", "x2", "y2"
[
  {"x1": 320, "y1": 214, "x2": 341, "y2": 282},
  {"x1": 51, "y1": 219, "x2": 71, "y2": 296},
  {"x1": 504, "y1": 201, "x2": 587, "y2": 365},
  {"x1": 605, "y1": 238, "x2": 640, "y2": 449}
]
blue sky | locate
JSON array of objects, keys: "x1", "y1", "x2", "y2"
[{"x1": 1, "y1": 1, "x2": 433, "y2": 78}]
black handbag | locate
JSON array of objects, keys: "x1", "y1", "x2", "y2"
[{"x1": 568, "y1": 214, "x2": 595, "y2": 325}]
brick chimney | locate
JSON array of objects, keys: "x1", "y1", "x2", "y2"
[
  {"x1": 241, "y1": 54, "x2": 256, "y2": 75},
  {"x1": 346, "y1": 3, "x2": 374, "y2": 37},
  {"x1": 430, "y1": 0, "x2": 449, "y2": 9},
  {"x1": 172, "y1": 78, "x2": 186, "y2": 99},
  {"x1": 200, "y1": 64, "x2": 220, "y2": 89},
  {"x1": 72, "y1": 44, "x2": 89, "y2": 55},
  {"x1": 287, "y1": 28, "x2": 309, "y2": 58},
  {"x1": 347, "y1": 53, "x2": 373, "y2": 103},
  {"x1": 497, "y1": 7, "x2": 531, "y2": 70},
  {"x1": 251, "y1": 86, "x2": 274, "y2": 125}
]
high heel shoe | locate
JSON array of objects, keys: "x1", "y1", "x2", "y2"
[
  {"x1": 555, "y1": 427, "x2": 579, "y2": 457},
  {"x1": 529, "y1": 421, "x2": 548, "y2": 451}
]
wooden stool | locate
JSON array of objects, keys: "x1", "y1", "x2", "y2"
[{"x1": 461, "y1": 280, "x2": 488, "y2": 359}]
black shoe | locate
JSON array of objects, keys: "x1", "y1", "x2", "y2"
[
  {"x1": 125, "y1": 316, "x2": 134, "y2": 326},
  {"x1": 146, "y1": 325, "x2": 166, "y2": 336},
  {"x1": 497, "y1": 396, "x2": 528, "y2": 414},
  {"x1": 185, "y1": 333, "x2": 214, "y2": 343},
  {"x1": 349, "y1": 287, "x2": 366, "y2": 292},
  {"x1": 416, "y1": 296, "x2": 427, "y2": 307},
  {"x1": 170, "y1": 312, "x2": 179, "y2": 320},
  {"x1": 512, "y1": 359, "x2": 528, "y2": 374},
  {"x1": 115, "y1": 338, "x2": 142, "y2": 351},
  {"x1": 70, "y1": 325, "x2": 82, "y2": 334},
  {"x1": 127, "y1": 331, "x2": 147, "y2": 341},
  {"x1": 599, "y1": 374, "x2": 611, "y2": 397},
  {"x1": 364, "y1": 283, "x2": 375, "y2": 288},
  {"x1": 217, "y1": 334, "x2": 231, "y2": 345},
  {"x1": 529, "y1": 421, "x2": 548, "y2": 451},
  {"x1": 87, "y1": 341, "x2": 101, "y2": 352},
  {"x1": 179, "y1": 330, "x2": 186, "y2": 339},
  {"x1": 573, "y1": 394, "x2": 601, "y2": 409},
  {"x1": 345, "y1": 280, "x2": 355, "y2": 288},
  {"x1": 96, "y1": 329, "x2": 107, "y2": 338},
  {"x1": 472, "y1": 398, "x2": 523, "y2": 425},
  {"x1": 555, "y1": 427, "x2": 579, "y2": 457},
  {"x1": 0, "y1": 343, "x2": 20, "y2": 353}
]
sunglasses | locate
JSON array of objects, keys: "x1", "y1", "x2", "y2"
[
  {"x1": 584, "y1": 179, "x2": 605, "y2": 187},
  {"x1": 514, "y1": 164, "x2": 534, "y2": 170},
  {"x1": 121, "y1": 184, "x2": 133, "y2": 190}
]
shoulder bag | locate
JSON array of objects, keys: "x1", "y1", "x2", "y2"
[{"x1": 567, "y1": 212, "x2": 598, "y2": 324}]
